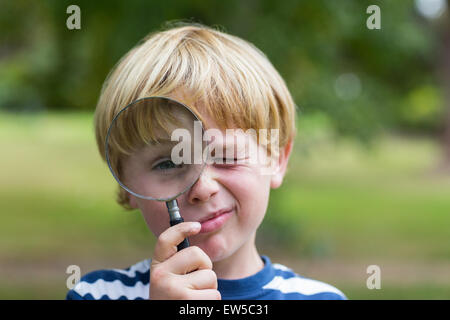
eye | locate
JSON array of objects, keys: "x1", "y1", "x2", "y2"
[
  {"x1": 215, "y1": 157, "x2": 248, "y2": 165},
  {"x1": 152, "y1": 159, "x2": 183, "y2": 171},
  {"x1": 212, "y1": 157, "x2": 237, "y2": 164},
  {"x1": 223, "y1": 158, "x2": 237, "y2": 163}
]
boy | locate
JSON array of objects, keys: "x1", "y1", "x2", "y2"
[{"x1": 66, "y1": 23, "x2": 347, "y2": 300}]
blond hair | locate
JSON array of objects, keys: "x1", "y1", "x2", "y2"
[{"x1": 94, "y1": 23, "x2": 297, "y2": 209}]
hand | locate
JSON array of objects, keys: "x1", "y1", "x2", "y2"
[{"x1": 149, "y1": 221, "x2": 221, "y2": 300}]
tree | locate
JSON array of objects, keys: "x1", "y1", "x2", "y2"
[
  {"x1": 0, "y1": 0, "x2": 444, "y2": 145},
  {"x1": 438, "y1": 8, "x2": 450, "y2": 170}
]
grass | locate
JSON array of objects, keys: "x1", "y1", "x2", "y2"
[
  {"x1": 0, "y1": 111, "x2": 449, "y2": 299},
  {"x1": 338, "y1": 284, "x2": 450, "y2": 300},
  {"x1": 262, "y1": 123, "x2": 450, "y2": 261}
]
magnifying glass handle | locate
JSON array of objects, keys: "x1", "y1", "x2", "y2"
[
  {"x1": 170, "y1": 217, "x2": 190, "y2": 251},
  {"x1": 166, "y1": 200, "x2": 190, "y2": 251}
]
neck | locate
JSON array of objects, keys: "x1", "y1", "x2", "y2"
[{"x1": 212, "y1": 232, "x2": 264, "y2": 279}]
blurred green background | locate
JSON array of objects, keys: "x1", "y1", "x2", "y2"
[{"x1": 1, "y1": 0, "x2": 449, "y2": 299}]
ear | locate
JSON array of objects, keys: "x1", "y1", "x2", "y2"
[
  {"x1": 270, "y1": 138, "x2": 294, "y2": 189},
  {"x1": 128, "y1": 193, "x2": 139, "y2": 209}
]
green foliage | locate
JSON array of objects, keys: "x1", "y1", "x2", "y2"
[
  {"x1": 0, "y1": 0, "x2": 444, "y2": 139},
  {"x1": 2, "y1": 112, "x2": 450, "y2": 298},
  {"x1": 399, "y1": 84, "x2": 445, "y2": 130}
]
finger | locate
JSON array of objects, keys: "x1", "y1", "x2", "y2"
[
  {"x1": 180, "y1": 269, "x2": 218, "y2": 290},
  {"x1": 164, "y1": 245, "x2": 212, "y2": 274},
  {"x1": 186, "y1": 289, "x2": 221, "y2": 300},
  {"x1": 153, "y1": 222, "x2": 201, "y2": 262}
]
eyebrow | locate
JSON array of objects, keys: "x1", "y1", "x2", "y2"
[
  {"x1": 149, "y1": 138, "x2": 178, "y2": 145},
  {"x1": 207, "y1": 138, "x2": 249, "y2": 153},
  {"x1": 139, "y1": 140, "x2": 177, "y2": 155}
]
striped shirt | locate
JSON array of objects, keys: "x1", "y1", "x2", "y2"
[{"x1": 66, "y1": 255, "x2": 347, "y2": 300}]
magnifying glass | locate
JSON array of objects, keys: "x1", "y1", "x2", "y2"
[{"x1": 105, "y1": 96, "x2": 208, "y2": 251}]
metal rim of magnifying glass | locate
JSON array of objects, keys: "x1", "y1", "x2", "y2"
[{"x1": 105, "y1": 96, "x2": 208, "y2": 202}]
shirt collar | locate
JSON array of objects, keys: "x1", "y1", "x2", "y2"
[{"x1": 217, "y1": 255, "x2": 275, "y2": 298}]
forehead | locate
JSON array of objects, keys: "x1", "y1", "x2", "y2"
[
  {"x1": 166, "y1": 91, "x2": 262, "y2": 149},
  {"x1": 168, "y1": 91, "x2": 238, "y2": 131}
]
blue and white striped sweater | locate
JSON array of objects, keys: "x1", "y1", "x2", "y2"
[{"x1": 66, "y1": 256, "x2": 347, "y2": 300}]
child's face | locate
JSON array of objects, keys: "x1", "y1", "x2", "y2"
[{"x1": 127, "y1": 108, "x2": 292, "y2": 263}]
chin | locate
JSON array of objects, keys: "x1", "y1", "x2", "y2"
[{"x1": 193, "y1": 233, "x2": 231, "y2": 262}]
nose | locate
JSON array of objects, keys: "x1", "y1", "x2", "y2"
[{"x1": 187, "y1": 166, "x2": 219, "y2": 204}]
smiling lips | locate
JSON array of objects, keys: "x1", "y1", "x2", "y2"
[{"x1": 198, "y1": 207, "x2": 234, "y2": 234}]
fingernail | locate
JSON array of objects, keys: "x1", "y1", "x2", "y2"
[{"x1": 190, "y1": 222, "x2": 201, "y2": 232}]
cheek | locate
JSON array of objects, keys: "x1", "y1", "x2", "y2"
[
  {"x1": 139, "y1": 200, "x2": 171, "y2": 237},
  {"x1": 219, "y1": 168, "x2": 271, "y2": 223}
]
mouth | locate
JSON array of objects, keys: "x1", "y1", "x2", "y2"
[{"x1": 198, "y1": 207, "x2": 234, "y2": 234}]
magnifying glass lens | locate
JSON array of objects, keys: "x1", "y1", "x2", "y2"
[{"x1": 105, "y1": 97, "x2": 206, "y2": 201}]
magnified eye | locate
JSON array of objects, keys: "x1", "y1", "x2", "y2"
[{"x1": 153, "y1": 159, "x2": 183, "y2": 171}]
